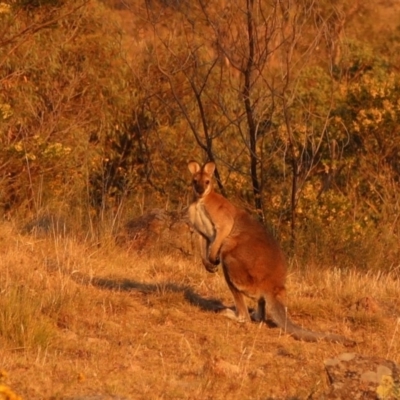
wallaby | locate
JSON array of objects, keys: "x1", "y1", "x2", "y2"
[
  {"x1": 188, "y1": 160, "x2": 237, "y2": 273},
  {"x1": 188, "y1": 160, "x2": 355, "y2": 345}
]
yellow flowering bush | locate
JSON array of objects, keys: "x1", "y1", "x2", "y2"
[{"x1": 0, "y1": 371, "x2": 22, "y2": 400}]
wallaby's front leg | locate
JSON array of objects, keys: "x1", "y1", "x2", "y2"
[
  {"x1": 199, "y1": 234, "x2": 218, "y2": 273},
  {"x1": 208, "y1": 224, "x2": 232, "y2": 265}
]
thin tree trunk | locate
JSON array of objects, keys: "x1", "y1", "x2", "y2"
[{"x1": 243, "y1": 0, "x2": 264, "y2": 222}]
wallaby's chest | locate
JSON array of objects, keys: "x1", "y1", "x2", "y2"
[{"x1": 189, "y1": 200, "x2": 215, "y2": 239}]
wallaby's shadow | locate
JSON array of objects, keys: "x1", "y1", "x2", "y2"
[
  {"x1": 71, "y1": 273, "x2": 277, "y2": 327},
  {"x1": 73, "y1": 272, "x2": 226, "y2": 313}
]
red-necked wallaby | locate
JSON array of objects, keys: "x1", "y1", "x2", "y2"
[
  {"x1": 188, "y1": 161, "x2": 236, "y2": 272},
  {"x1": 188, "y1": 160, "x2": 355, "y2": 345}
]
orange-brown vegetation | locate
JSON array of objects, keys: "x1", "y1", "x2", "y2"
[{"x1": 1, "y1": 221, "x2": 399, "y2": 399}]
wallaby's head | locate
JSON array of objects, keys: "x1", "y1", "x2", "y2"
[{"x1": 188, "y1": 161, "x2": 216, "y2": 198}]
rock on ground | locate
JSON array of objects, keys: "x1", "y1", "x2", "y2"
[{"x1": 323, "y1": 352, "x2": 400, "y2": 399}]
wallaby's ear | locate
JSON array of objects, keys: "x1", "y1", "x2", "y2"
[
  {"x1": 188, "y1": 161, "x2": 201, "y2": 175},
  {"x1": 203, "y1": 162, "x2": 216, "y2": 176}
]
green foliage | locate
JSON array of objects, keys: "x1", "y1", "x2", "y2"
[
  {"x1": 1, "y1": 0, "x2": 400, "y2": 272},
  {"x1": 0, "y1": 370, "x2": 23, "y2": 400},
  {"x1": 0, "y1": 0, "x2": 142, "y2": 218},
  {"x1": 14, "y1": 0, "x2": 64, "y2": 7},
  {"x1": 291, "y1": 49, "x2": 400, "y2": 269},
  {"x1": 335, "y1": 38, "x2": 377, "y2": 80},
  {"x1": 376, "y1": 375, "x2": 400, "y2": 400},
  {"x1": 248, "y1": 36, "x2": 400, "y2": 270}
]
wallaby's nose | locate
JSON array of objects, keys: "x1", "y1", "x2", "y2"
[{"x1": 194, "y1": 182, "x2": 206, "y2": 195}]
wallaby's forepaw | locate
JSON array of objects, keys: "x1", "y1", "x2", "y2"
[
  {"x1": 208, "y1": 255, "x2": 220, "y2": 265},
  {"x1": 202, "y1": 258, "x2": 219, "y2": 273}
]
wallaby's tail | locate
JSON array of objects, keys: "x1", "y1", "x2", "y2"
[{"x1": 267, "y1": 296, "x2": 355, "y2": 346}]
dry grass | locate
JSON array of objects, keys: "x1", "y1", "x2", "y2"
[{"x1": 0, "y1": 221, "x2": 399, "y2": 400}]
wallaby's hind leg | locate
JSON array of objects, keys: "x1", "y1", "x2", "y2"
[{"x1": 220, "y1": 283, "x2": 251, "y2": 323}]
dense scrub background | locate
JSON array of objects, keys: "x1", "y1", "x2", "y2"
[{"x1": 1, "y1": 0, "x2": 400, "y2": 272}]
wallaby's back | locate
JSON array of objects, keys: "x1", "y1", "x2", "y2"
[
  {"x1": 220, "y1": 211, "x2": 287, "y2": 300},
  {"x1": 220, "y1": 211, "x2": 355, "y2": 345}
]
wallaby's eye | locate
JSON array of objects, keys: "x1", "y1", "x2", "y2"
[{"x1": 205, "y1": 180, "x2": 210, "y2": 185}]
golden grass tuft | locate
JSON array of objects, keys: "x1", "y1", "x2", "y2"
[{"x1": 0, "y1": 221, "x2": 399, "y2": 399}]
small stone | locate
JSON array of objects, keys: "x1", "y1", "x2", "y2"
[
  {"x1": 377, "y1": 364, "x2": 393, "y2": 380},
  {"x1": 360, "y1": 370, "x2": 379, "y2": 383},
  {"x1": 324, "y1": 353, "x2": 400, "y2": 399},
  {"x1": 338, "y1": 352, "x2": 356, "y2": 362},
  {"x1": 324, "y1": 358, "x2": 340, "y2": 367},
  {"x1": 213, "y1": 358, "x2": 240, "y2": 376},
  {"x1": 248, "y1": 368, "x2": 266, "y2": 379}
]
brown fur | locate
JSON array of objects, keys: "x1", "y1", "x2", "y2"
[
  {"x1": 188, "y1": 161, "x2": 355, "y2": 345},
  {"x1": 188, "y1": 161, "x2": 236, "y2": 272}
]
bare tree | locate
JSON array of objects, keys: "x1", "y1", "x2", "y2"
[{"x1": 134, "y1": 0, "x2": 351, "y2": 240}]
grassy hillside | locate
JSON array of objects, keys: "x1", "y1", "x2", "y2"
[
  {"x1": 1, "y1": 221, "x2": 399, "y2": 399},
  {"x1": 2, "y1": 1, "x2": 400, "y2": 398}
]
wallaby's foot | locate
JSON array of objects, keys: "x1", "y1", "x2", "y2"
[
  {"x1": 220, "y1": 308, "x2": 248, "y2": 323},
  {"x1": 250, "y1": 310, "x2": 264, "y2": 323}
]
